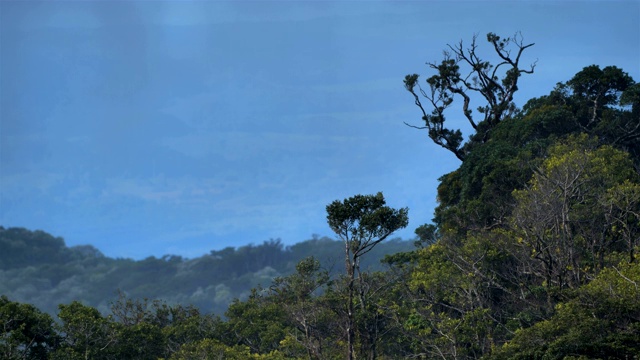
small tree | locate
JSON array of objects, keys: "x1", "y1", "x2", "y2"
[
  {"x1": 326, "y1": 192, "x2": 408, "y2": 360},
  {"x1": 54, "y1": 301, "x2": 116, "y2": 360},
  {"x1": 271, "y1": 257, "x2": 334, "y2": 359}
]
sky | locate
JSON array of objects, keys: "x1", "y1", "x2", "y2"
[{"x1": 1, "y1": 1, "x2": 639, "y2": 260}]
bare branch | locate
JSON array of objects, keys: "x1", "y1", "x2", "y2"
[
  {"x1": 403, "y1": 122, "x2": 428, "y2": 130},
  {"x1": 405, "y1": 32, "x2": 536, "y2": 160}
]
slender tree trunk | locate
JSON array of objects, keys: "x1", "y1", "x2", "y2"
[{"x1": 346, "y1": 246, "x2": 357, "y2": 360}]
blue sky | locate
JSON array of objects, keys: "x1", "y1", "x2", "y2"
[{"x1": 1, "y1": 1, "x2": 638, "y2": 259}]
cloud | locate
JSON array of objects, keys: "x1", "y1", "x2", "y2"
[
  {"x1": 7, "y1": 2, "x2": 103, "y2": 30},
  {"x1": 101, "y1": 175, "x2": 233, "y2": 205},
  {"x1": 310, "y1": 77, "x2": 400, "y2": 94},
  {"x1": 142, "y1": 2, "x2": 393, "y2": 27},
  {"x1": 1, "y1": 171, "x2": 65, "y2": 197},
  {"x1": 87, "y1": 171, "x2": 333, "y2": 255},
  {"x1": 160, "y1": 129, "x2": 358, "y2": 160},
  {"x1": 160, "y1": 93, "x2": 222, "y2": 130}
]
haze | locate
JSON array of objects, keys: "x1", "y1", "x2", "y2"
[{"x1": 1, "y1": 1, "x2": 638, "y2": 259}]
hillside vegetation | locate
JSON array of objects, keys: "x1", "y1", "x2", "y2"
[
  {"x1": 2, "y1": 33, "x2": 640, "y2": 359},
  {"x1": 0, "y1": 227, "x2": 412, "y2": 316}
]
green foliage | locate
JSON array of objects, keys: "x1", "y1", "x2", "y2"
[
  {"x1": 109, "y1": 321, "x2": 164, "y2": 360},
  {"x1": 0, "y1": 296, "x2": 57, "y2": 360},
  {"x1": 224, "y1": 289, "x2": 289, "y2": 354},
  {"x1": 327, "y1": 192, "x2": 408, "y2": 360},
  {"x1": 53, "y1": 301, "x2": 115, "y2": 360},
  {"x1": 326, "y1": 192, "x2": 409, "y2": 251},
  {"x1": 436, "y1": 135, "x2": 539, "y2": 231},
  {"x1": 160, "y1": 306, "x2": 223, "y2": 355},
  {"x1": 169, "y1": 338, "x2": 257, "y2": 360},
  {"x1": 489, "y1": 260, "x2": 640, "y2": 360},
  {"x1": 396, "y1": 60, "x2": 639, "y2": 358},
  {"x1": 568, "y1": 65, "x2": 634, "y2": 128},
  {"x1": 0, "y1": 227, "x2": 95, "y2": 270},
  {"x1": 512, "y1": 134, "x2": 640, "y2": 288},
  {"x1": 413, "y1": 223, "x2": 439, "y2": 248},
  {"x1": 433, "y1": 63, "x2": 638, "y2": 236},
  {"x1": 0, "y1": 227, "x2": 413, "y2": 317},
  {"x1": 390, "y1": 233, "x2": 524, "y2": 359},
  {"x1": 270, "y1": 257, "x2": 343, "y2": 359}
]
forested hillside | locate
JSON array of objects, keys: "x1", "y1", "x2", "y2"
[
  {"x1": 0, "y1": 226, "x2": 412, "y2": 316},
  {"x1": 2, "y1": 33, "x2": 639, "y2": 359}
]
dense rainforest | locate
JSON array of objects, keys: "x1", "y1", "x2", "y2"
[{"x1": 2, "y1": 33, "x2": 640, "y2": 359}]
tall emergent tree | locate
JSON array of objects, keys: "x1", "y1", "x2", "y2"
[
  {"x1": 326, "y1": 192, "x2": 408, "y2": 360},
  {"x1": 404, "y1": 32, "x2": 536, "y2": 160}
]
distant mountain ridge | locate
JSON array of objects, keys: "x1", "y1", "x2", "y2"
[{"x1": 0, "y1": 226, "x2": 414, "y2": 316}]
